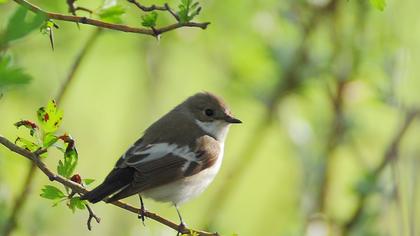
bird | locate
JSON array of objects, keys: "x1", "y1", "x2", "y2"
[{"x1": 81, "y1": 92, "x2": 241, "y2": 230}]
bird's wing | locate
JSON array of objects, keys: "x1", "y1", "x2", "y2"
[{"x1": 107, "y1": 135, "x2": 220, "y2": 202}]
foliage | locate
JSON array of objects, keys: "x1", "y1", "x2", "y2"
[
  {"x1": 177, "y1": 0, "x2": 201, "y2": 23},
  {"x1": 40, "y1": 185, "x2": 65, "y2": 200},
  {"x1": 97, "y1": 5, "x2": 126, "y2": 24},
  {"x1": 0, "y1": 7, "x2": 46, "y2": 91},
  {"x1": 141, "y1": 12, "x2": 158, "y2": 28},
  {"x1": 0, "y1": 55, "x2": 32, "y2": 89},
  {"x1": 2, "y1": 6, "x2": 45, "y2": 44},
  {"x1": 68, "y1": 197, "x2": 86, "y2": 212},
  {"x1": 1, "y1": 0, "x2": 418, "y2": 235},
  {"x1": 14, "y1": 100, "x2": 94, "y2": 212},
  {"x1": 370, "y1": 0, "x2": 386, "y2": 11}
]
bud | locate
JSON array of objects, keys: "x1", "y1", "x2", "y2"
[{"x1": 70, "y1": 174, "x2": 82, "y2": 184}]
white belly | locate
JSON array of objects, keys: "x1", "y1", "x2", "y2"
[{"x1": 142, "y1": 149, "x2": 224, "y2": 205}]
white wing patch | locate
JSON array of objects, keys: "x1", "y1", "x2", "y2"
[{"x1": 126, "y1": 143, "x2": 197, "y2": 167}]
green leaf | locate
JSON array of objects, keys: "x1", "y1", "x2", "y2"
[
  {"x1": 83, "y1": 178, "x2": 95, "y2": 186},
  {"x1": 15, "y1": 137, "x2": 39, "y2": 152},
  {"x1": 0, "y1": 0, "x2": 9, "y2": 4},
  {"x1": 141, "y1": 12, "x2": 158, "y2": 28},
  {"x1": 98, "y1": 5, "x2": 125, "y2": 23},
  {"x1": 370, "y1": 0, "x2": 386, "y2": 11},
  {"x1": 37, "y1": 100, "x2": 63, "y2": 134},
  {"x1": 68, "y1": 197, "x2": 86, "y2": 212},
  {"x1": 57, "y1": 141, "x2": 78, "y2": 178},
  {"x1": 3, "y1": 6, "x2": 46, "y2": 44},
  {"x1": 65, "y1": 149, "x2": 78, "y2": 176},
  {"x1": 43, "y1": 133, "x2": 58, "y2": 148},
  {"x1": 355, "y1": 173, "x2": 379, "y2": 196},
  {"x1": 40, "y1": 20, "x2": 55, "y2": 35},
  {"x1": 57, "y1": 160, "x2": 66, "y2": 176},
  {"x1": 14, "y1": 120, "x2": 38, "y2": 136},
  {"x1": 40, "y1": 185, "x2": 65, "y2": 200},
  {"x1": 177, "y1": 0, "x2": 200, "y2": 23},
  {"x1": 0, "y1": 55, "x2": 32, "y2": 89}
]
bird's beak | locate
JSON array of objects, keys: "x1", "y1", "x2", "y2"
[{"x1": 224, "y1": 115, "x2": 242, "y2": 124}]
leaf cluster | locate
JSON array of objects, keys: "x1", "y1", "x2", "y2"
[
  {"x1": 177, "y1": 0, "x2": 201, "y2": 23},
  {"x1": 0, "y1": 7, "x2": 44, "y2": 91},
  {"x1": 370, "y1": 0, "x2": 386, "y2": 11},
  {"x1": 98, "y1": 5, "x2": 126, "y2": 24},
  {"x1": 14, "y1": 100, "x2": 94, "y2": 212},
  {"x1": 141, "y1": 12, "x2": 158, "y2": 27},
  {"x1": 0, "y1": 55, "x2": 32, "y2": 89},
  {"x1": 1, "y1": 6, "x2": 45, "y2": 45}
]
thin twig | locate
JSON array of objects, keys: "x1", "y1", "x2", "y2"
[
  {"x1": 164, "y1": 3, "x2": 181, "y2": 22},
  {"x1": 66, "y1": 0, "x2": 92, "y2": 16},
  {"x1": 0, "y1": 135, "x2": 218, "y2": 236},
  {"x1": 13, "y1": 0, "x2": 210, "y2": 37},
  {"x1": 317, "y1": 79, "x2": 347, "y2": 212},
  {"x1": 127, "y1": 0, "x2": 166, "y2": 11},
  {"x1": 85, "y1": 204, "x2": 101, "y2": 231},
  {"x1": 343, "y1": 110, "x2": 420, "y2": 234},
  {"x1": 2, "y1": 28, "x2": 103, "y2": 236},
  {"x1": 126, "y1": 0, "x2": 180, "y2": 22},
  {"x1": 315, "y1": 0, "x2": 369, "y2": 227}
]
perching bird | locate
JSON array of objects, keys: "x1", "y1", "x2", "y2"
[{"x1": 81, "y1": 92, "x2": 241, "y2": 229}]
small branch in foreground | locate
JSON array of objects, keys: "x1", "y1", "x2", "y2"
[
  {"x1": 0, "y1": 135, "x2": 217, "y2": 236},
  {"x1": 13, "y1": 0, "x2": 210, "y2": 37},
  {"x1": 3, "y1": 28, "x2": 103, "y2": 236},
  {"x1": 85, "y1": 204, "x2": 101, "y2": 231},
  {"x1": 127, "y1": 0, "x2": 166, "y2": 11},
  {"x1": 126, "y1": 0, "x2": 180, "y2": 22}
]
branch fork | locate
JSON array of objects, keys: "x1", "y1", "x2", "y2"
[
  {"x1": 0, "y1": 135, "x2": 217, "y2": 235},
  {"x1": 13, "y1": 0, "x2": 210, "y2": 37}
]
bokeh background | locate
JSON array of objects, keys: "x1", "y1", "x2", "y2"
[{"x1": 1, "y1": 0, "x2": 420, "y2": 235}]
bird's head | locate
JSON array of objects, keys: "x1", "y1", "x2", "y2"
[{"x1": 181, "y1": 92, "x2": 241, "y2": 140}]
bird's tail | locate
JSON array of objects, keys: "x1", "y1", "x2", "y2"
[
  {"x1": 80, "y1": 167, "x2": 134, "y2": 203},
  {"x1": 81, "y1": 182, "x2": 123, "y2": 203}
]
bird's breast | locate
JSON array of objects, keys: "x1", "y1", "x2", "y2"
[{"x1": 142, "y1": 143, "x2": 225, "y2": 205}]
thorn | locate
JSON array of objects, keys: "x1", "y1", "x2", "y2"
[
  {"x1": 49, "y1": 27, "x2": 55, "y2": 51},
  {"x1": 52, "y1": 22, "x2": 60, "y2": 29},
  {"x1": 48, "y1": 175, "x2": 57, "y2": 181}
]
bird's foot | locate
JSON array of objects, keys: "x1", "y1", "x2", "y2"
[
  {"x1": 137, "y1": 205, "x2": 147, "y2": 226},
  {"x1": 176, "y1": 222, "x2": 187, "y2": 236}
]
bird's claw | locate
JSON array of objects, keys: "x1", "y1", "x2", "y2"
[
  {"x1": 176, "y1": 222, "x2": 187, "y2": 236},
  {"x1": 138, "y1": 206, "x2": 147, "y2": 226}
]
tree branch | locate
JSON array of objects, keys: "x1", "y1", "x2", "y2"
[
  {"x1": 2, "y1": 27, "x2": 104, "y2": 236},
  {"x1": 126, "y1": 0, "x2": 181, "y2": 22},
  {"x1": 127, "y1": 0, "x2": 167, "y2": 12},
  {"x1": 13, "y1": 0, "x2": 210, "y2": 37},
  {"x1": 85, "y1": 204, "x2": 101, "y2": 231},
  {"x1": 317, "y1": 79, "x2": 347, "y2": 213},
  {"x1": 0, "y1": 135, "x2": 218, "y2": 236}
]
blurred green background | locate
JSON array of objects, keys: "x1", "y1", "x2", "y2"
[{"x1": 1, "y1": 0, "x2": 420, "y2": 235}]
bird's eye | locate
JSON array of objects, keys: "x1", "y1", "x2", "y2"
[{"x1": 204, "y1": 108, "x2": 214, "y2": 117}]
